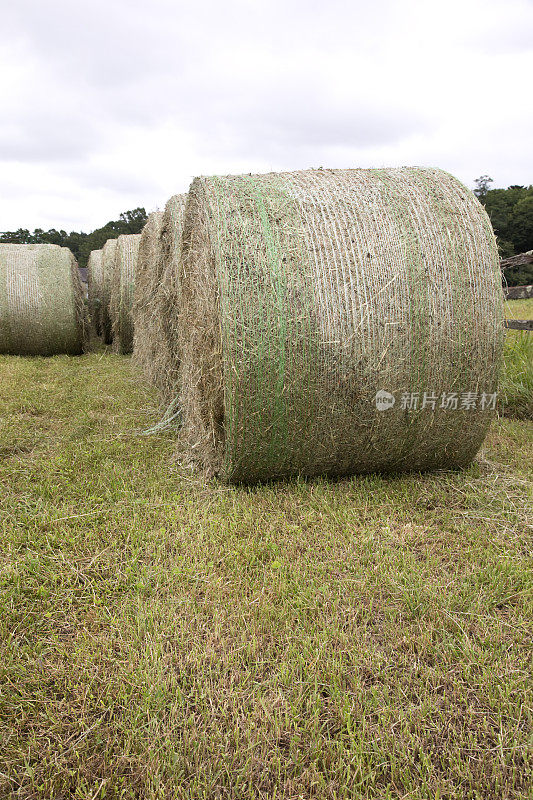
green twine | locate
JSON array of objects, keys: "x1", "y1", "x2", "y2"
[{"x1": 141, "y1": 395, "x2": 182, "y2": 436}]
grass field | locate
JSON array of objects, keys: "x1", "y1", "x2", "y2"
[
  {"x1": 0, "y1": 306, "x2": 531, "y2": 799},
  {"x1": 505, "y1": 297, "x2": 533, "y2": 320},
  {"x1": 502, "y1": 298, "x2": 533, "y2": 419}
]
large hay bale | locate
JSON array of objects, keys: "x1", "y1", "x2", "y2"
[
  {"x1": 152, "y1": 194, "x2": 188, "y2": 398},
  {"x1": 132, "y1": 211, "x2": 165, "y2": 380},
  {"x1": 178, "y1": 167, "x2": 504, "y2": 483},
  {"x1": 110, "y1": 233, "x2": 141, "y2": 354},
  {"x1": 0, "y1": 243, "x2": 87, "y2": 356},
  {"x1": 100, "y1": 238, "x2": 118, "y2": 345},
  {"x1": 87, "y1": 249, "x2": 104, "y2": 336}
]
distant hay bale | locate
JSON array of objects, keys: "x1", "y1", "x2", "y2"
[
  {"x1": 100, "y1": 238, "x2": 118, "y2": 345},
  {"x1": 0, "y1": 243, "x2": 87, "y2": 356},
  {"x1": 110, "y1": 233, "x2": 141, "y2": 354},
  {"x1": 178, "y1": 167, "x2": 504, "y2": 483},
  {"x1": 132, "y1": 211, "x2": 165, "y2": 380},
  {"x1": 149, "y1": 194, "x2": 187, "y2": 398},
  {"x1": 87, "y1": 249, "x2": 104, "y2": 335}
]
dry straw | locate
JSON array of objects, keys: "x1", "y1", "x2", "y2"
[
  {"x1": 149, "y1": 194, "x2": 187, "y2": 398},
  {"x1": 87, "y1": 249, "x2": 104, "y2": 336},
  {"x1": 100, "y1": 238, "x2": 118, "y2": 344},
  {"x1": 110, "y1": 233, "x2": 141, "y2": 354},
  {"x1": 132, "y1": 211, "x2": 165, "y2": 380},
  {"x1": 178, "y1": 167, "x2": 504, "y2": 483},
  {"x1": 0, "y1": 243, "x2": 87, "y2": 356}
]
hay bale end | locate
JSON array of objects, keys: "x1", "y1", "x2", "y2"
[
  {"x1": 0, "y1": 243, "x2": 87, "y2": 356},
  {"x1": 110, "y1": 233, "x2": 141, "y2": 354}
]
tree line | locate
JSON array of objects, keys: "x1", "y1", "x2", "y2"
[
  {"x1": 1, "y1": 179, "x2": 532, "y2": 284},
  {"x1": 0, "y1": 208, "x2": 148, "y2": 268},
  {"x1": 474, "y1": 176, "x2": 533, "y2": 285}
]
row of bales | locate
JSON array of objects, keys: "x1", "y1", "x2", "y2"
[
  {"x1": 0, "y1": 235, "x2": 140, "y2": 357},
  {"x1": 0, "y1": 167, "x2": 505, "y2": 483}
]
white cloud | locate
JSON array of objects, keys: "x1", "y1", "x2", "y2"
[{"x1": 0, "y1": 0, "x2": 531, "y2": 231}]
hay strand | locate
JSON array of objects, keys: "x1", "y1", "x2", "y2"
[
  {"x1": 110, "y1": 233, "x2": 141, "y2": 354},
  {"x1": 148, "y1": 194, "x2": 187, "y2": 397},
  {"x1": 132, "y1": 211, "x2": 165, "y2": 379},
  {"x1": 178, "y1": 167, "x2": 504, "y2": 483},
  {"x1": 87, "y1": 249, "x2": 104, "y2": 336},
  {"x1": 0, "y1": 243, "x2": 87, "y2": 356},
  {"x1": 100, "y1": 238, "x2": 118, "y2": 345}
]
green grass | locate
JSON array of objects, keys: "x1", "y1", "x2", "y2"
[
  {"x1": 0, "y1": 353, "x2": 531, "y2": 799},
  {"x1": 505, "y1": 297, "x2": 533, "y2": 321},
  {"x1": 502, "y1": 299, "x2": 533, "y2": 419}
]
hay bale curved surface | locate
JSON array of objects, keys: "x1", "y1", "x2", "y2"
[
  {"x1": 100, "y1": 239, "x2": 118, "y2": 344},
  {"x1": 110, "y1": 233, "x2": 141, "y2": 354},
  {"x1": 0, "y1": 243, "x2": 87, "y2": 356},
  {"x1": 132, "y1": 211, "x2": 165, "y2": 379},
  {"x1": 179, "y1": 167, "x2": 504, "y2": 483},
  {"x1": 151, "y1": 194, "x2": 187, "y2": 397},
  {"x1": 87, "y1": 249, "x2": 104, "y2": 336}
]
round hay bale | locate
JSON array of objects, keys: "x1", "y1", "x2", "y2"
[
  {"x1": 100, "y1": 238, "x2": 118, "y2": 345},
  {"x1": 132, "y1": 211, "x2": 165, "y2": 380},
  {"x1": 87, "y1": 249, "x2": 104, "y2": 336},
  {"x1": 0, "y1": 243, "x2": 87, "y2": 356},
  {"x1": 178, "y1": 167, "x2": 504, "y2": 483},
  {"x1": 110, "y1": 233, "x2": 141, "y2": 354},
  {"x1": 152, "y1": 194, "x2": 188, "y2": 398}
]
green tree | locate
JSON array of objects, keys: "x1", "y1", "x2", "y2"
[
  {"x1": 474, "y1": 179, "x2": 533, "y2": 282},
  {"x1": 118, "y1": 208, "x2": 148, "y2": 233},
  {"x1": 474, "y1": 174, "x2": 493, "y2": 202},
  {"x1": 0, "y1": 228, "x2": 32, "y2": 244},
  {"x1": 512, "y1": 194, "x2": 533, "y2": 254}
]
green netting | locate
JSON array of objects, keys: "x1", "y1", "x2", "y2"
[
  {"x1": 178, "y1": 167, "x2": 504, "y2": 484},
  {"x1": 0, "y1": 243, "x2": 87, "y2": 356}
]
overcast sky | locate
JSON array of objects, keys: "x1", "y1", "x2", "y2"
[{"x1": 0, "y1": 0, "x2": 532, "y2": 232}]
